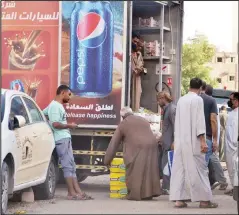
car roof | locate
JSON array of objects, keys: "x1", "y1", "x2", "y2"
[{"x1": 2, "y1": 88, "x2": 26, "y2": 96}]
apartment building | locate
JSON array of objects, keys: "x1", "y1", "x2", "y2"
[{"x1": 208, "y1": 52, "x2": 238, "y2": 91}]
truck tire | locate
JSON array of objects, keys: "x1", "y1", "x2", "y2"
[
  {"x1": 77, "y1": 174, "x2": 88, "y2": 183},
  {"x1": 33, "y1": 157, "x2": 57, "y2": 200},
  {"x1": 1, "y1": 161, "x2": 10, "y2": 214}
]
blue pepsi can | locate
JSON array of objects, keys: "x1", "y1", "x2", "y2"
[
  {"x1": 70, "y1": 1, "x2": 114, "y2": 98},
  {"x1": 10, "y1": 79, "x2": 25, "y2": 92}
]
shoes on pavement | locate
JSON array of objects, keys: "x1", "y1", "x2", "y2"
[
  {"x1": 224, "y1": 189, "x2": 233, "y2": 196},
  {"x1": 199, "y1": 201, "x2": 218, "y2": 208},
  {"x1": 219, "y1": 182, "x2": 228, "y2": 190},
  {"x1": 211, "y1": 182, "x2": 220, "y2": 190},
  {"x1": 161, "y1": 189, "x2": 170, "y2": 195}
]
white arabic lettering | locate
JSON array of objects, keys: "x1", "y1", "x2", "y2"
[
  {"x1": 2, "y1": 11, "x2": 59, "y2": 21},
  {"x1": 1, "y1": 11, "x2": 17, "y2": 20},
  {"x1": 2, "y1": 1, "x2": 16, "y2": 9}
]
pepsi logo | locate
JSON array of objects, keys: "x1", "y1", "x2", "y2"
[{"x1": 77, "y1": 12, "x2": 107, "y2": 48}]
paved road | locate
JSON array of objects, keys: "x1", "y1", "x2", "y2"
[{"x1": 7, "y1": 172, "x2": 237, "y2": 214}]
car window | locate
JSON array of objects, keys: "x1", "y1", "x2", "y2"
[
  {"x1": 23, "y1": 97, "x2": 43, "y2": 123},
  {"x1": 10, "y1": 96, "x2": 30, "y2": 124},
  {"x1": 1, "y1": 93, "x2": 5, "y2": 122}
]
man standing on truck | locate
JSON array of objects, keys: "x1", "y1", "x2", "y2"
[
  {"x1": 131, "y1": 33, "x2": 144, "y2": 111},
  {"x1": 104, "y1": 107, "x2": 161, "y2": 201},
  {"x1": 157, "y1": 91, "x2": 176, "y2": 195},
  {"x1": 43, "y1": 85, "x2": 93, "y2": 200},
  {"x1": 170, "y1": 78, "x2": 218, "y2": 208}
]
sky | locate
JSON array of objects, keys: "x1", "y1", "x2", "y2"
[{"x1": 183, "y1": 1, "x2": 236, "y2": 52}]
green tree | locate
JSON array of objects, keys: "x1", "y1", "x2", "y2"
[{"x1": 181, "y1": 34, "x2": 218, "y2": 95}]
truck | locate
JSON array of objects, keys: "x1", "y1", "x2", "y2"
[{"x1": 1, "y1": 0, "x2": 184, "y2": 182}]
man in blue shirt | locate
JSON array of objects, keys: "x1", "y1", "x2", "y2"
[{"x1": 43, "y1": 85, "x2": 92, "y2": 200}]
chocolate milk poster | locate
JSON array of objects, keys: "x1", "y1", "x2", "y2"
[
  {"x1": 1, "y1": 1, "x2": 59, "y2": 109},
  {"x1": 61, "y1": 1, "x2": 126, "y2": 128}
]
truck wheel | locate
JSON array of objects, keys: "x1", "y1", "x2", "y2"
[
  {"x1": 77, "y1": 174, "x2": 88, "y2": 183},
  {"x1": 1, "y1": 162, "x2": 9, "y2": 214},
  {"x1": 33, "y1": 157, "x2": 57, "y2": 200}
]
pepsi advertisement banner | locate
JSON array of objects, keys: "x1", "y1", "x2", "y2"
[{"x1": 61, "y1": 1, "x2": 127, "y2": 128}]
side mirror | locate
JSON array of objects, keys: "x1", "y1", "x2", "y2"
[
  {"x1": 14, "y1": 115, "x2": 26, "y2": 128},
  {"x1": 9, "y1": 115, "x2": 26, "y2": 130}
]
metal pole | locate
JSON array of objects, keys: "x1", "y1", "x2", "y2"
[
  {"x1": 159, "y1": 5, "x2": 165, "y2": 92},
  {"x1": 127, "y1": 2, "x2": 133, "y2": 106}
]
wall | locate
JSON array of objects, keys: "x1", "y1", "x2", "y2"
[{"x1": 207, "y1": 52, "x2": 238, "y2": 91}]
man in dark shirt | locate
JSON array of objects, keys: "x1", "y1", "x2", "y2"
[
  {"x1": 202, "y1": 83, "x2": 228, "y2": 190},
  {"x1": 200, "y1": 82, "x2": 218, "y2": 164}
]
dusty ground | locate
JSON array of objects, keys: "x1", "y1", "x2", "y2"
[{"x1": 7, "y1": 169, "x2": 237, "y2": 214}]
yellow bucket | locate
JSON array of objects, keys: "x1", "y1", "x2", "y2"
[
  {"x1": 110, "y1": 185, "x2": 128, "y2": 198},
  {"x1": 110, "y1": 172, "x2": 126, "y2": 186},
  {"x1": 110, "y1": 158, "x2": 125, "y2": 173}
]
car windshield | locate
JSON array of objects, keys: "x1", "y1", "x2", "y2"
[
  {"x1": 1, "y1": 93, "x2": 5, "y2": 122},
  {"x1": 214, "y1": 97, "x2": 229, "y2": 106}
]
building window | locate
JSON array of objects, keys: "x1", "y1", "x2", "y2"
[
  {"x1": 217, "y1": 57, "x2": 223, "y2": 62},
  {"x1": 229, "y1": 76, "x2": 235, "y2": 81},
  {"x1": 217, "y1": 78, "x2": 222, "y2": 83},
  {"x1": 231, "y1": 57, "x2": 234, "y2": 63}
]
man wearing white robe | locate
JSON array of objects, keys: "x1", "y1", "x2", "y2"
[
  {"x1": 224, "y1": 92, "x2": 238, "y2": 196},
  {"x1": 170, "y1": 78, "x2": 218, "y2": 208}
]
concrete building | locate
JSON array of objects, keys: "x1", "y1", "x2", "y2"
[{"x1": 208, "y1": 52, "x2": 238, "y2": 91}]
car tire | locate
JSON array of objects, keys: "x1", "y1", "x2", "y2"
[
  {"x1": 33, "y1": 156, "x2": 57, "y2": 200},
  {"x1": 1, "y1": 162, "x2": 10, "y2": 214},
  {"x1": 77, "y1": 174, "x2": 88, "y2": 183}
]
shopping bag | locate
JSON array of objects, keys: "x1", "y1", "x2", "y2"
[
  {"x1": 162, "y1": 150, "x2": 174, "y2": 177},
  {"x1": 167, "y1": 150, "x2": 174, "y2": 175}
]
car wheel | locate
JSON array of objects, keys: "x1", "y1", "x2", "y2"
[
  {"x1": 77, "y1": 174, "x2": 88, "y2": 183},
  {"x1": 33, "y1": 156, "x2": 57, "y2": 200},
  {"x1": 1, "y1": 162, "x2": 9, "y2": 214}
]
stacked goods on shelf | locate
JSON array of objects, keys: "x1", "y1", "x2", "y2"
[
  {"x1": 109, "y1": 158, "x2": 127, "y2": 198},
  {"x1": 133, "y1": 17, "x2": 160, "y2": 27},
  {"x1": 144, "y1": 41, "x2": 165, "y2": 57}
]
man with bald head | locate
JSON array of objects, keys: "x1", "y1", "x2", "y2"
[
  {"x1": 104, "y1": 107, "x2": 161, "y2": 200},
  {"x1": 157, "y1": 91, "x2": 176, "y2": 195}
]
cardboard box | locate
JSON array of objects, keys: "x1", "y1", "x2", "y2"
[
  {"x1": 110, "y1": 185, "x2": 128, "y2": 198},
  {"x1": 110, "y1": 158, "x2": 125, "y2": 173},
  {"x1": 110, "y1": 172, "x2": 126, "y2": 186}
]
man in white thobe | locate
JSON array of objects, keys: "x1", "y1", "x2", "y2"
[
  {"x1": 224, "y1": 92, "x2": 238, "y2": 196},
  {"x1": 170, "y1": 78, "x2": 218, "y2": 208}
]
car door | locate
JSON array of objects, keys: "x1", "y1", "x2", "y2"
[
  {"x1": 22, "y1": 96, "x2": 54, "y2": 179},
  {"x1": 9, "y1": 96, "x2": 37, "y2": 186}
]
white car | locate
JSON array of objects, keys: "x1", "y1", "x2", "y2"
[{"x1": 1, "y1": 89, "x2": 58, "y2": 214}]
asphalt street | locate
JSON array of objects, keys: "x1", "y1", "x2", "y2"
[{"x1": 7, "y1": 168, "x2": 237, "y2": 214}]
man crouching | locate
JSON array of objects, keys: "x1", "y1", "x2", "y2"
[{"x1": 104, "y1": 107, "x2": 161, "y2": 200}]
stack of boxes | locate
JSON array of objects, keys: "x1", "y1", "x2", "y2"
[
  {"x1": 133, "y1": 17, "x2": 160, "y2": 28},
  {"x1": 144, "y1": 41, "x2": 165, "y2": 57},
  {"x1": 109, "y1": 158, "x2": 127, "y2": 198}
]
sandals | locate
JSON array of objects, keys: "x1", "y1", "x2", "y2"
[
  {"x1": 67, "y1": 193, "x2": 93, "y2": 200},
  {"x1": 174, "y1": 202, "x2": 188, "y2": 208},
  {"x1": 199, "y1": 202, "x2": 218, "y2": 208}
]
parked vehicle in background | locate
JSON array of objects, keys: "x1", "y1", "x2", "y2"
[
  {"x1": 212, "y1": 88, "x2": 233, "y2": 112},
  {"x1": 1, "y1": 89, "x2": 58, "y2": 214}
]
